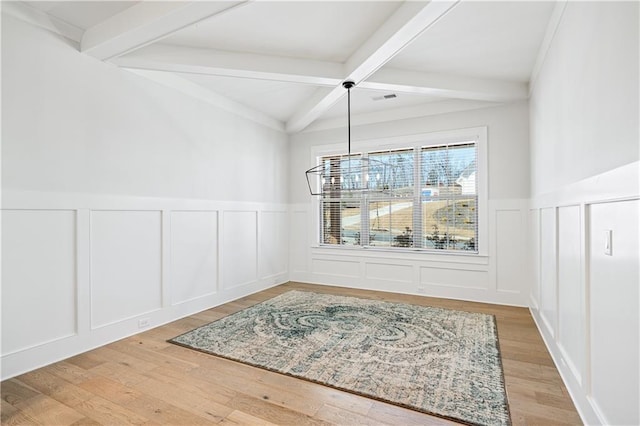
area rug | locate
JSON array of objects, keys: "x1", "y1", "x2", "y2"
[{"x1": 169, "y1": 290, "x2": 511, "y2": 426}]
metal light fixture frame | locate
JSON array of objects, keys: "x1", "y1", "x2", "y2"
[{"x1": 305, "y1": 81, "x2": 393, "y2": 197}]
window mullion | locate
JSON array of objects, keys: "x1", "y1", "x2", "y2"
[
  {"x1": 361, "y1": 154, "x2": 370, "y2": 246},
  {"x1": 413, "y1": 147, "x2": 422, "y2": 248}
]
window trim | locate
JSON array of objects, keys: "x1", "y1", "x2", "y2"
[{"x1": 309, "y1": 126, "x2": 488, "y2": 257}]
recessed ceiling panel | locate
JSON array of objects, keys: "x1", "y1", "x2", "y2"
[
  {"x1": 24, "y1": 1, "x2": 140, "y2": 30},
  {"x1": 178, "y1": 73, "x2": 327, "y2": 122},
  {"x1": 164, "y1": 1, "x2": 402, "y2": 62},
  {"x1": 387, "y1": 1, "x2": 556, "y2": 82}
]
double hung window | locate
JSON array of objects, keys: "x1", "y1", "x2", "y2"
[{"x1": 319, "y1": 140, "x2": 479, "y2": 253}]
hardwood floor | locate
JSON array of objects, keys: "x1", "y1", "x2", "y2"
[{"x1": 1, "y1": 282, "x2": 582, "y2": 425}]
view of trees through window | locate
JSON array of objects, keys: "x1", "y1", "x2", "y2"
[{"x1": 320, "y1": 142, "x2": 477, "y2": 252}]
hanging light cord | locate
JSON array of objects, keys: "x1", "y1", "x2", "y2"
[
  {"x1": 347, "y1": 83, "x2": 351, "y2": 156},
  {"x1": 343, "y1": 81, "x2": 355, "y2": 189}
]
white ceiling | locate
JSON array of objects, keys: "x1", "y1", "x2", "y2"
[
  {"x1": 164, "y1": 2, "x2": 403, "y2": 63},
  {"x1": 21, "y1": 0, "x2": 557, "y2": 133},
  {"x1": 178, "y1": 74, "x2": 324, "y2": 123},
  {"x1": 24, "y1": 1, "x2": 139, "y2": 29},
  {"x1": 387, "y1": 1, "x2": 556, "y2": 82}
]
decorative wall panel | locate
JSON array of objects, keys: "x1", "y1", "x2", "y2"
[
  {"x1": 420, "y1": 267, "x2": 489, "y2": 290},
  {"x1": 589, "y1": 200, "x2": 639, "y2": 425},
  {"x1": 365, "y1": 263, "x2": 413, "y2": 283},
  {"x1": 290, "y1": 210, "x2": 308, "y2": 274},
  {"x1": 312, "y1": 258, "x2": 360, "y2": 278},
  {"x1": 1, "y1": 210, "x2": 77, "y2": 354},
  {"x1": 222, "y1": 211, "x2": 257, "y2": 289},
  {"x1": 496, "y1": 209, "x2": 523, "y2": 293},
  {"x1": 91, "y1": 210, "x2": 162, "y2": 328},
  {"x1": 170, "y1": 211, "x2": 218, "y2": 305},
  {"x1": 260, "y1": 211, "x2": 288, "y2": 278},
  {"x1": 539, "y1": 207, "x2": 557, "y2": 336},
  {"x1": 557, "y1": 205, "x2": 584, "y2": 383}
]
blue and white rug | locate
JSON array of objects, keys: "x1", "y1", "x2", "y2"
[{"x1": 169, "y1": 290, "x2": 510, "y2": 426}]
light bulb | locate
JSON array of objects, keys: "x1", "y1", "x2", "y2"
[
  {"x1": 355, "y1": 175, "x2": 359, "y2": 182},
  {"x1": 376, "y1": 173, "x2": 381, "y2": 180},
  {"x1": 365, "y1": 174, "x2": 370, "y2": 182},
  {"x1": 331, "y1": 177, "x2": 335, "y2": 184}
]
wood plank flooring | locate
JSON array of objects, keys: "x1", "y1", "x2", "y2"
[{"x1": 1, "y1": 282, "x2": 582, "y2": 425}]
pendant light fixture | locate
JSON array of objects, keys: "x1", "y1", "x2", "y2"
[{"x1": 305, "y1": 81, "x2": 392, "y2": 196}]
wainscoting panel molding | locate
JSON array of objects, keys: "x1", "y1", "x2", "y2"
[
  {"x1": 556, "y1": 205, "x2": 584, "y2": 386},
  {"x1": 311, "y1": 258, "x2": 361, "y2": 279},
  {"x1": 1, "y1": 209, "x2": 77, "y2": 355},
  {"x1": 419, "y1": 267, "x2": 489, "y2": 290},
  {"x1": 529, "y1": 161, "x2": 639, "y2": 426},
  {"x1": 539, "y1": 207, "x2": 558, "y2": 337},
  {"x1": 90, "y1": 210, "x2": 163, "y2": 329},
  {"x1": 364, "y1": 262, "x2": 413, "y2": 283},
  {"x1": 0, "y1": 191, "x2": 289, "y2": 380},
  {"x1": 222, "y1": 211, "x2": 258, "y2": 289},
  {"x1": 289, "y1": 210, "x2": 309, "y2": 275},
  {"x1": 259, "y1": 211, "x2": 288, "y2": 280},
  {"x1": 588, "y1": 199, "x2": 639, "y2": 425},
  {"x1": 528, "y1": 209, "x2": 541, "y2": 309},
  {"x1": 170, "y1": 210, "x2": 218, "y2": 305},
  {"x1": 291, "y1": 199, "x2": 529, "y2": 306},
  {"x1": 495, "y1": 209, "x2": 524, "y2": 294}
]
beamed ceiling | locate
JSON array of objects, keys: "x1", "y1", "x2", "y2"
[{"x1": 15, "y1": 0, "x2": 559, "y2": 133}]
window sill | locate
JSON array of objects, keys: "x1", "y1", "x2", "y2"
[{"x1": 310, "y1": 245, "x2": 489, "y2": 265}]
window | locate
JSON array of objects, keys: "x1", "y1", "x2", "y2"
[{"x1": 318, "y1": 139, "x2": 480, "y2": 253}]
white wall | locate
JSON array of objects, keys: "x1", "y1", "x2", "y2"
[
  {"x1": 529, "y1": 2, "x2": 639, "y2": 195},
  {"x1": 528, "y1": 2, "x2": 639, "y2": 425},
  {"x1": 290, "y1": 102, "x2": 530, "y2": 204},
  {"x1": 1, "y1": 14, "x2": 289, "y2": 379},
  {"x1": 2, "y1": 16, "x2": 287, "y2": 202},
  {"x1": 289, "y1": 101, "x2": 531, "y2": 306}
]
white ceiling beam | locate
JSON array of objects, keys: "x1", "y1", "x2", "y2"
[
  {"x1": 285, "y1": 0, "x2": 460, "y2": 133},
  {"x1": 305, "y1": 99, "x2": 499, "y2": 133},
  {"x1": 360, "y1": 68, "x2": 528, "y2": 102},
  {"x1": 81, "y1": 1, "x2": 249, "y2": 61},
  {"x1": 113, "y1": 44, "x2": 344, "y2": 86},
  {"x1": 343, "y1": 0, "x2": 457, "y2": 82},
  {"x1": 115, "y1": 44, "x2": 525, "y2": 103}
]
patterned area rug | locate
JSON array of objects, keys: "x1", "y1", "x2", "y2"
[{"x1": 169, "y1": 290, "x2": 511, "y2": 426}]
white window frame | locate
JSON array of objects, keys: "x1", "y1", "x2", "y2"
[{"x1": 309, "y1": 126, "x2": 488, "y2": 257}]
